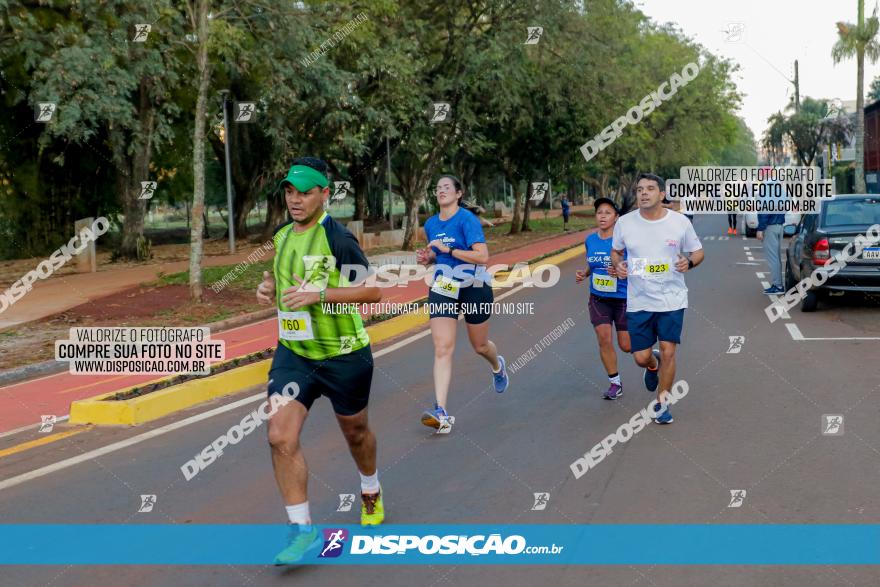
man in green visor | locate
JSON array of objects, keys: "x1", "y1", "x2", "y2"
[{"x1": 256, "y1": 157, "x2": 384, "y2": 564}]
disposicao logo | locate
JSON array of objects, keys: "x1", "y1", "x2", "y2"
[{"x1": 319, "y1": 528, "x2": 348, "y2": 558}]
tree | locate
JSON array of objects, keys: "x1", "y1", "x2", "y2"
[
  {"x1": 8, "y1": 0, "x2": 184, "y2": 260},
  {"x1": 776, "y1": 97, "x2": 853, "y2": 167},
  {"x1": 869, "y1": 74, "x2": 880, "y2": 102},
  {"x1": 763, "y1": 112, "x2": 787, "y2": 165},
  {"x1": 832, "y1": 0, "x2": 880, "y2": 192}
]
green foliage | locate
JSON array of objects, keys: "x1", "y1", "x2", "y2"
[{"x1": 1, "y1": 0, "x2": 746, "y2": 259}]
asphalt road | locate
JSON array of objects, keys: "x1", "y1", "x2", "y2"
[{"x1": 1, "y1": 215, "x2": 879, "y2": 586}]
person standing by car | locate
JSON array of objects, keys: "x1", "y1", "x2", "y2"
[{"x1": 757, "y1": 211, "x2": 785, "y2": 294}]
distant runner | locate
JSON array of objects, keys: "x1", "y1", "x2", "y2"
[
  {"x1": 257, "y1": 157, "x2": 385, "y2": 565},
  {"x1": 561, "y1": 195, "x2": 571, "y2": 231},
  {"x1": 727, "y1": 213, "x2": 738, "y2": 235},
  {"x1": 416, "y1": 174, "x2": 509, "y2": 434},
  {"x1": 611, "y1": 173, "x2": 704, "y2": 424},
  {"x1": 575, "y1": 197, "x2": 631, "y2": 399}
]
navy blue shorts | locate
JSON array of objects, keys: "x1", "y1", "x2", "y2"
[
  {"x1": 626, "y1": 309, "x2": 685, "y2": 352},
  {"x1": 427, "y1": 282, "x2": 494, "y2": 324},
  {"x1": 268, "y1": 343, "x2": 373, "y2": 416},
  {"x1": 588, "y1": 294, "x2": 628, "y2": 330}
]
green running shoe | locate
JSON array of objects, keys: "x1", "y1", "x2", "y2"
[
  {"x1": 361, "y1": 487, "x2": 385, "y2": 526},
  {"x1": 273, "y1": 525, "x2": 320, "y2": 565}
]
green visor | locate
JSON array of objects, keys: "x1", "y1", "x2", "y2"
[{"x1": 279, "y1": 164, "x2": 330, "y2": 192}]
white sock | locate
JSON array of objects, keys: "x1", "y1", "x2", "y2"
[
  {"x1": 285, "y1": 502, "x2": 311, "y2": 526},
  {"x1": 609, "y1": 373, "x2": 621, "y2": 385},
  {"x1": 360, "y1": 471, "x2": 380, "y2": 494}
]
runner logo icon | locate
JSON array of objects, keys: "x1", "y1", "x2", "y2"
[
  {"x1": 530, "y1": 182, "x2": 549, "y2": 202},
  {"x1": 332, "y1": 181, "x2": 350, "y2": 200},
  {"x1": 728, "y1": 490, "x2": 746, "y2": 508},
  {"x1": 726, "y1": 336, "x2": 744, "y2": 354},
  {"x1": 531, "y1": 492, "x2": 549, "y2": 511},
  {"x1": 319, "y1": 528, "x2": 348, "y2": 558},
  {"x1": 138, "y1": 494, "x2": 157, "y2": 513},
  {"x1": 822, "y1": 414, "x2": 844, "y2": 436},
  {"x1": 132, "y1": 24, "x2": 151, "y2": 42},
  {"x1": 337, "y1": 494, "x2": 355, "y2": 512},
  {"x1": 525, "y1": 26, "x2": 543, "y2": 44},
  {"x1": 38, "y1": 415, "x2": 56, "y2": 433}
]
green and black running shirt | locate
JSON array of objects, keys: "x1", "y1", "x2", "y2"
[{"x1": 272, "y1": 212, "x2": 370, "y2": 360}]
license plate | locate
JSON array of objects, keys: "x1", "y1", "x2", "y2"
[{"x1": 863, "y1": 248, "x2": 880, "y2": 260}]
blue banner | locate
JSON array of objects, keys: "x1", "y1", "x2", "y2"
[{"x1": 1, "y1": 524, "x2": 878, "y2": 565}]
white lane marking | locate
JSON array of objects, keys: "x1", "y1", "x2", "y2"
[
  {"x1": 0, "y1": 394, "x2": 264, "y2": 492},
  {"x1": 756, "y1": 272, "x2": 765, "y2": 278},
  {"x1": 770, "y1": 295, "x2": 790, "y2": 320},
  {"x1": 785, "y1": 322, "x2": 880, "y2": 341},
  {"x1": 736, "y1": 262, "x2": 760, "y2": 266},
  {"x1": 0, "y1": 416, "x2": 70, "y2": 441},
  {"x1": 761, "y1": 281, "x2": 770, "y2": 289},
  {"x1": 0, "y1": 285, "x2": 532, "y2": 490}
]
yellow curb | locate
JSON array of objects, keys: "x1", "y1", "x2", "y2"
[
  {"x1": 69, "y1": 241, "x2": 585, "y2": 427},
  {"x1": 492, "y1": 244, "x2": 585, "y2": 285}
]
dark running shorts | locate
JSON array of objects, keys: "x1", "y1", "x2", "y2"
[
  {"x1": 267, "y1": 343, "x2": 373, "y2": 416},
  {"x1": 427, "y1": 281, "x2": 494, "y2": 324},
  {"x1": 588, "y1": 294, "x2": 628, "y2": 330},
  {"x1": 626, "y1": 309, "x2": 685, "y2": 353}
]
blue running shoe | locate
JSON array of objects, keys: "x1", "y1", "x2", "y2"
[
  {"x1": 652, "y1": 401, "x2": 674, "y2": 425},
  {"x1": 493, "y1": 356, "x2": 509, "y2": 393},
  {"x1": 274, "y1": 525, "x2": 320, "y2": 565},
  {"x1": 421, "y1": 404, "x2": 453, "y2": 433},
  {"x1": 763, "y1": 285, "x2": 784, "y2": 295},
  {"x1": 643, "y1": 349, "x2": 661, "y2": 392}
]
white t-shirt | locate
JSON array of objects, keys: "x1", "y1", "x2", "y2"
[{"x1": 611, "y1": 209, "x2": 702, "y2": 312}]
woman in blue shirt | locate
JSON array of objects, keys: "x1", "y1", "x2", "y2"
[
  {"x1": 575, "y1": 197, "x2": 631, "y2": 399},
  {"x1": 415, "y1": 175, "x2": 509, "y2": 434}
]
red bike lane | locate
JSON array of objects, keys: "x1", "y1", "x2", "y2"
[{"x1": 0, "y1": 231, "x2": 589, "y2": 434}]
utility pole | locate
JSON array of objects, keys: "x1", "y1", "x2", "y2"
[{"x1": 794, "y1": 60, "x2": 800, "y2": 114}]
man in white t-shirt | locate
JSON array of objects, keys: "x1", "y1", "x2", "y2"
[{"x1": 611, "y1": 173, "x2": 704, "y2": 424}]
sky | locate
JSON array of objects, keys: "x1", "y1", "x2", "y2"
[{"x1": 638, "y1": 0, "x2": 880, "y2": 141}]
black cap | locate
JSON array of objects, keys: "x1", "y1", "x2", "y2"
[{"x1": 593, "y1": 197, "x2": 620, "y2": 214}]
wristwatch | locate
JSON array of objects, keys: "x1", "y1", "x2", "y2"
[
  {"x1": 319, "y1": 289, "x2": 326, "y2": 304},
  {"x1": 687, "y1": 258, "x2": 695, "y2": 270}
]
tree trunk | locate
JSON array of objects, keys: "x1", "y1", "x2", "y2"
[
  {"x1": 352, "y1": 171, "x2": 369, "y2": 222},
  {"x1": 367, "y1": 179, "x2": 384, "y2": 222},
  {"x1": 262, "y1": 192, "x2": 288, "y2": 239},
  {"x1": 856, "y1": 49, "x2": 867, "y2": 192},
  {"x1": 402, "y1": 196, "x2": 422, "y2": 250},
  {"x1": 189, "y1": 0, "x2": 210, "y2": 303},
  {"x1": 521, "y1": 178, "x2": 533, "y2": 232},
  {"x1": 508, "y1": 174, "x2": 521, "y2": 235},
  {"x1": 113, "y1": 81, "x2": 156, "y2": 260}
]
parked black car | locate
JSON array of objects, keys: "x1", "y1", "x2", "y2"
[{"x1": 785, "y1": 195, "x2": 880, "y2": 311}]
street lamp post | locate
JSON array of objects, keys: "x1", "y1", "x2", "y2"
[{"x1": 219, "y1": 89, "x2": 236, "y2": 254}]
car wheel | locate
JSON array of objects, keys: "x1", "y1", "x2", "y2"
[
  {"x1": 784, "y1": 262, "x2": 796, "y2": 290},
  {"x1": 746, "y1": 227, "x2": 757, "y2": 238},
  {"x1": 800, "y1": 289, "x2": 819, "y2": 312}
]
